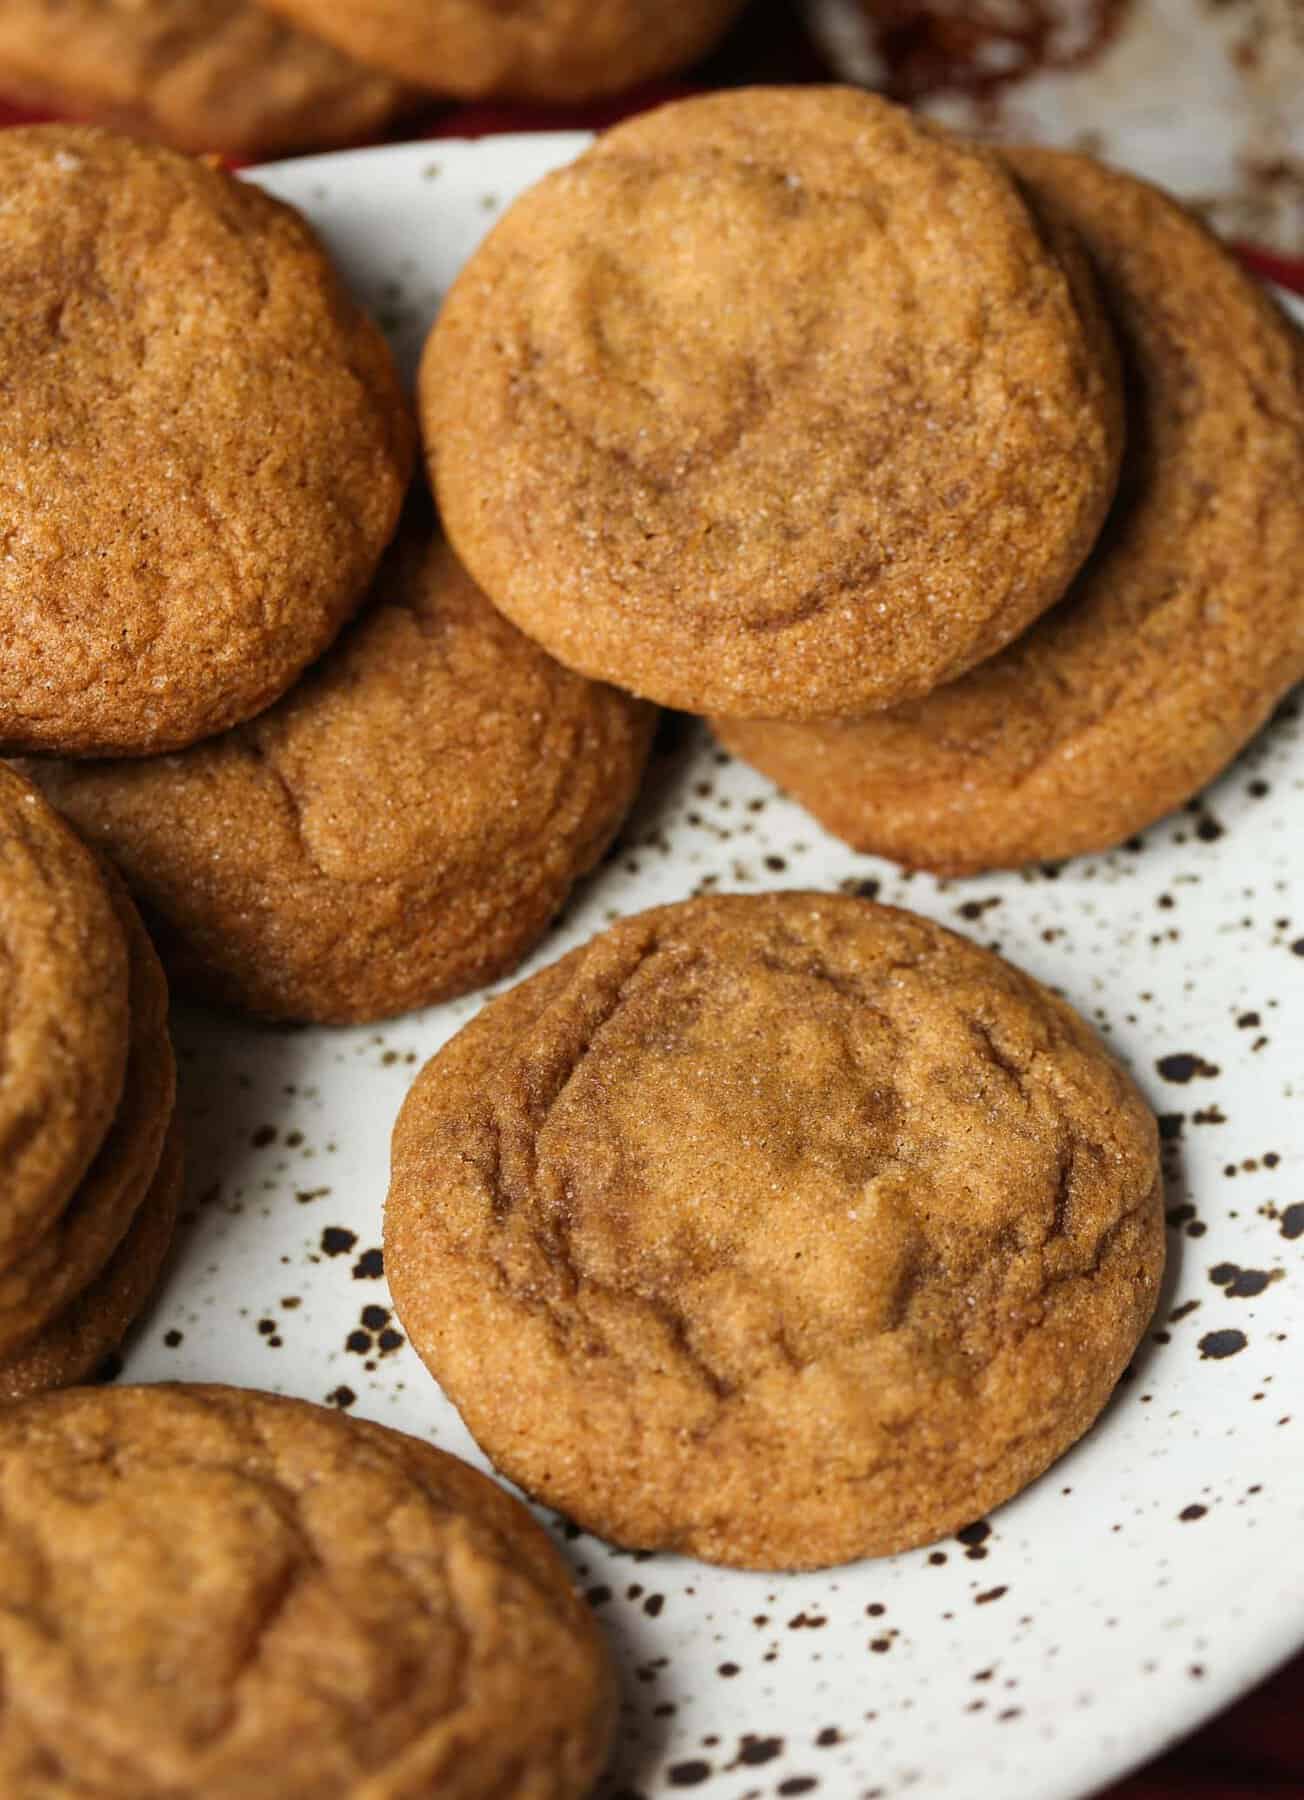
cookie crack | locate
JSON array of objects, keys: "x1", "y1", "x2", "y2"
[
  {"x1": 589, "y1": 1274, "x2": 736, "y2": 1402},
  {"x1": 239, "y1": 735, "x2": 330, "y2": 882},
  {"x1": 514, "y1": 936, "x2": 672, "y2": 1159},
  {"x1": 1019, "y1": 1176, "x2": 1160, "y2": 1326},
  {"x1": 1049, "y1": 1141, "x2": 1075, "y2": 1244},
  {"x1": 967, "y1": 1016, "x2": 1032, "y2": 1104}
]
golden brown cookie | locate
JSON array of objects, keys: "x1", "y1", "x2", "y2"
[
  {"x1": 0, "y1": 1121, "x2": 181, "y2": 1402},
  {"x1": 0, "y1": 1384, "x2": 616, "y2": 1797},
  {"x1": 716, "y1": 152, "x2": 1304, "y2": 871},
  {"x1": 386, "y1": 891, "x2": 1164, "y2": 1570},
  {"x1": 0, "y1": 766, "x2": 130, "y2": 1265},
  {"x1": 0, "y1": 875, "x2": 174, "y2": 1358},
  {"x1": 25, "y1": 525, "x2": 655, "y2": 1024},
  {"x1": 0, "y1": 126, "x2": 413, "y2": 758},
  {"x1": 0, "y1": 1, "x2": 411, "y2": 159},
  {"x1": 423, "y1": 87, "x2": 1123, "y2": 720},
  {"x1": 260, "y1": 0, "x2": 746, "y2": 100}
]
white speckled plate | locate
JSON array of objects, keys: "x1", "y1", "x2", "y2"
[{"x1": 120, "y1": 136, "x2": 1304, "y2": 1800}]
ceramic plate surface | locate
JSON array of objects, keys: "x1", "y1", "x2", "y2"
[{"x1": 120, "y1": 134, "x2": 1304, "y2": 1800}]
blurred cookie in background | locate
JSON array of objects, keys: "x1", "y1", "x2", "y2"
[
  {"x1": 259, "y1": 0, "x2": 748, "y2": 101},
  {"x1": 0, "y1": 0, "x2": 413, "y2": 158}
]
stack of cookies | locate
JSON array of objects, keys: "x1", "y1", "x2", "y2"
[
  {"x1": 0, "y1": 767, "x2": 179, "y2": 1399},
  {"x1": 24, "y1": 512, "x2": 655, "y2": 1026},
  {"x1": 4, "y1": 125, "x2": 654, "y2": 1026},
  {"x1": 0, "y1": 0, "x2": 749, "y2": 158},
  {"x1": 367, "y1": 85, "x2": 1304, "y2": 1568},
  {"x1": 0, "y1": 126, "x2": 412, "y2": 762},
  {"x1": 420, "y1": 86, "x2": 1304, "y2": 873}
]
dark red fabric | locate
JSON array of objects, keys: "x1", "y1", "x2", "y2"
[
  {"x1": 1105, "y1": 1654, "x2": 1304, "y2": 1796},
  {"x1": 0, "y1": 95, "x2": 57, "y2": 128},
  {"x1": 0, "y1": 5, "x2": 1300, "y2": 1793}
]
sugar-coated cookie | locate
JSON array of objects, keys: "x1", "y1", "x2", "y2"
[
  {"x1": 716, "y1": 153, "x2": 1304, "y2": 870},
  {"x1": 26, "y1": 526, "x2": 655, "y2": 1023},
  {"x1": 0, "y1": 1385, "x2": 616, "y2": 1796},
  {"x1": 387, "y1": 891, "x2": 1163, "y2": 1569},
  {"x1": 0, "y1": 127, "x2": 413, "y2": 757},
  {"x1": 424, "y1": 89, "x2": 1123, "y2": 719}
]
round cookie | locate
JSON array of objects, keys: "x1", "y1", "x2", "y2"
[
  {"x1": 0, "y1": 1121, "x2": 182, "y2": 1402},
  {"x1": 423, "y1": 87, "x2": 1123, "y2": 720},
  {"x1": 386, "y1": 891, "x2": 1164, "y2": 1570},
  {"x1": 0, "y1": 126, "x2": 414, "y2": 758},
  {"x1": 25, "y1": 526, "x2": 655, "y2": 1024},
  {"x1": 0, "y1": 2, "x2": 411, "y2": 160},
  {"x1": 259, "y1": 0, "x2": 746, "y2": 101},
  {"x1": 0, "y1": 876, "x2": 175, "y2": 1358},
  {"x1": 0, "y1": 1384, "x2": 616, "y2": 1797},
  {"x1": 715, "y1": 152, "x2": 1304, "y2": 871},
  {"x1": 0, "y1": 766, "x2": 130, "y2": 1265}
]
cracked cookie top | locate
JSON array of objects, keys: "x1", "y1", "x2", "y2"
[
  {"x1": 26, "y1": 522, "x2": 655, "y2": 1024},
  {"x1": 0, "y1": 1384, "x2": 615, "y2": 1798},
  {"x1": 0, "y1": 1, "x2": 411, "y2": 159},
  {"x1": 0, "y1": 126, "x2": 413, "y2": 757},
  {"x1": 422, "y1": 87, "x2": 1123, "y2": 720},
  {"x1": 714, "y1": 150, "x2": 1304, "y2": 870},
  {"x1": 386, "y1": 891, "x2": 1164, "y2": 1569},
  {"x1": 0, "y1": 766, "x2": 130, "y2": 1267}
]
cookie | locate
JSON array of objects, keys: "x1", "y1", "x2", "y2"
[
  {"x1": 386, "y1": 891, "x2": 1164, "y2": 1570},
  {"x1": 715, "y1": 152, "x2": 1304, "y2": 871},
  {"x1": 422, "y1": 87, "x2": 1123, "y2": 720},
  {"x1": 0, "y1": 126, "x2": 414, "y2": 758},
  {"x1": 0, "y1": 2, "x2": 411, "y2": 159},
  {"x1": 0, "y1": 766, "x2": 130, "y2": 1265},
  {"x1": 0, "y1": 1121, "x2": 181, "y2": 1402},
  {"x1": 24, "y1": 524, "x2": 655, "y2": 1024},
  {"x1": 0, "y1": 875, "x2": 174, "y2": 1358},
  {"x1": 260, "y1": 0, "x2": 746, "y2": 101},
  {"x1": 0, "y1": 1384, "x2": 616, "y2": 1796}
]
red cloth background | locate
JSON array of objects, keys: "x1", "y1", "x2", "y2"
[{"x1": 0, "y1": 2, "x2": 1299, "y2": 1792}]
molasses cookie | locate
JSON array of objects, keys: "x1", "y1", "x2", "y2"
[
  {"x1": 386, "y1": 891, "x2": 1164, "y2": 1569},
  {"x1": 423, "y1": 88, "x2": 1123, "y2": 719},
  {"x1": 27, "y1": 527, "x2": 655, "y2": 1023},
  {"x1": 0, "y1": 126, "x2": 413, "y2": 757},
  {"x1": 260, "y1": 0, "x2": 746, "y2": 101},
  {"x1": 0, "y1": 2, "x2": 410, "y2": 159},
  {"x1": 716, "y1": 153, "x2": 1304, "y2": 870},
  {"x1": 0, "y1": 766, "x2": 130, "y2": 1264},
  {"x1": 0, "y1": 1385, "x2": 616, "y2": 1797},
  {"x1": 0, "y1": 1121, "x2": 182, "y2": 1401},
  {"x1": 0, "y1": 877, "x2": 174, "y2": 1358}
]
